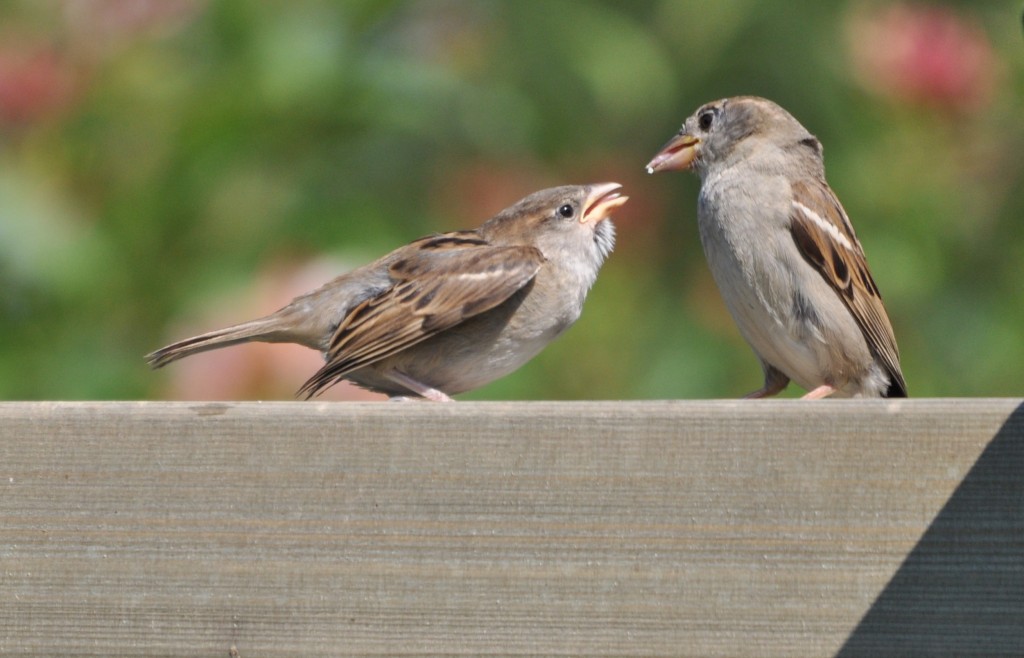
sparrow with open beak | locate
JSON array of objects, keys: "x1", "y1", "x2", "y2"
[
  {"x1": 147, "y1": 183, "x2": 627, "y2": 401},
  {"x1": 647, "y1": 96, "x2": 906, "y2": 399}
]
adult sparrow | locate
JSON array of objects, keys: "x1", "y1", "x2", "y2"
[
  {"x1": 646, "y1": 96, "x2": 906, "y2": 398},
  {"x1": 147, "y1": 183, "x2": 626, "y2": 401}
]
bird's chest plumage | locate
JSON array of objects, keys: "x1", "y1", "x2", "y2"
[{"x1": 697, "y1": 171, "x2": 793, "y2": 313}]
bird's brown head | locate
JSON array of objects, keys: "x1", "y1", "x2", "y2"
[
  {"x1": 646, "y1": 96, "x2": 820, "y2": 178},
  {"x1": 481, "y1": 183, "x2": 627, "y2": 264}
]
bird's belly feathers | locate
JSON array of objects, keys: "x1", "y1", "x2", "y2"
[{"x1": 703, "y1": 240, "x2": 826, "y2": 390}]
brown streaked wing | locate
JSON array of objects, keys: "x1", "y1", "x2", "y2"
[
  {"x1": 788, "y1": 178, "x2": 907, "y2": 397},
  {"x1": 297, "y1": 240, "x2": 545, "y2": 398}
]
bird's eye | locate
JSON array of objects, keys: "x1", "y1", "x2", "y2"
[
  {"x1": 558, "y1": 204, "x2": 575, "y2": 218},
  {"x1": 698, "y1": 110, "x2": 715, "y2": 131}
]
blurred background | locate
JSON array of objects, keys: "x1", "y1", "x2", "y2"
[{"x1": 0, "y1": 0, "x2": 1021, "y2": 401}]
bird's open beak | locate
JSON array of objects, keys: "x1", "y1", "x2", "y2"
[
  {"x1": 581, "y1": 183, "x2": 628, "y2": 225},
  {"x1": 645, "y1": 132, "x2": 700, "y2": 173}
]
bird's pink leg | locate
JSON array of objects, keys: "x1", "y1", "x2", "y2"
[
  {"x1": 801, "y1": 384, "x2": 837, "y2": 400},
  {"x1": 385, "y1": 370, "x2": 455, "y2": 402}
]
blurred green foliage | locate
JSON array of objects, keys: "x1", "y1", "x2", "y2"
[{"x1": 0, "y1": 0, "x2": 1021, "y2": 400}]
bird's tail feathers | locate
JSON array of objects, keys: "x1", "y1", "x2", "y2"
[{"x1": 146, "y1": 316, "x2": 294, "y2": 369}]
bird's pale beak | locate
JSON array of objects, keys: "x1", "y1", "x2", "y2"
[
  {"x1": 645, "y1": 132, "x2": 700, "y2": 173},
  {"x1": 582, "y1": 183, "x2": 628, "y2": 225}
]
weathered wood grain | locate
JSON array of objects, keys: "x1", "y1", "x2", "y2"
[{"x1": 0, "y1": 400, "x2": 1021, "y2": 657}]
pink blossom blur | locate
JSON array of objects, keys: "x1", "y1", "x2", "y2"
[{"x1": 847, "y1": 4, "x2": 998, "y2": 113}]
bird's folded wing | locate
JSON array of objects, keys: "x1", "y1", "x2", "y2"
[
  {"x1": 297, "y1": 236, "x2": 545, "y2": 397},
  {"x1": 788, "y1": 178, "x2": 906, "y2": 396}
]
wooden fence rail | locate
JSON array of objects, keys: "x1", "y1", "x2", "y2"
[{"x1": 1, "y1": 399, "x2": 1022, "y2": 657}]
